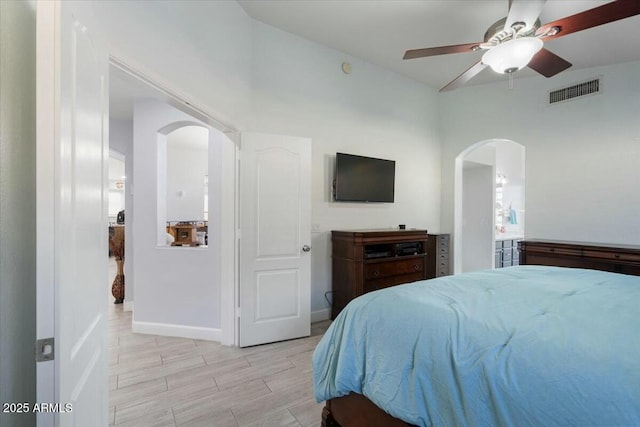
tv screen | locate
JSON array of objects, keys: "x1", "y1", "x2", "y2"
[{"x1": 334, "y1": 153, "x2": 395, "y2": 203}]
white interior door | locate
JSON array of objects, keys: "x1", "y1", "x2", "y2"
[
  {"x1": 239, "y1": 133, "x2": 311, "y2": 347},
  {"x1": 37, "y1": 1, "x2": 109, "y2": 425}
]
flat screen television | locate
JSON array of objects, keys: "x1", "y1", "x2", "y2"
[{"x1": 334, "y1": 153, "x2": 395, "y2": 203}]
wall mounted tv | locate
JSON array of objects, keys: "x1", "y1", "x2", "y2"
[{"x1": 334, "y1": 153, "x2": 395, "y2": 203}]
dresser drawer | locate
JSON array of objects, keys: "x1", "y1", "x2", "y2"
[
  {"x1": 527, "y1": 245, "x2": 582, "y2": 257},
  {"x1": 364, "y1": 272, "x2": 425, "y2": 293},
  {"x1": 582, "y1": 249, "x2": 640, "y2": 263},
  {"x1": 365, "y1": 257, "x2": 425, "y2": 280}
]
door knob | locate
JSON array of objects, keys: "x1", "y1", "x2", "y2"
[{"x1": 302, "y1": 245, "x2": 312, "y2": 252}]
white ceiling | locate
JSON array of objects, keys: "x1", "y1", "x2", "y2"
[
  {"x1": 110, "y1": 1, "x2": 640, "y2": 121},
  {"x1": 238, "y1": 0, "x2": 640, "y2": 90},
  {"x1": 110, "y1": 65, "x2": 168, "y2": 121}
]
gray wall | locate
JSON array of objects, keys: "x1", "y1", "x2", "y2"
[{"x1": 0, "y1": 1, "x2": 37, "y2": 426}]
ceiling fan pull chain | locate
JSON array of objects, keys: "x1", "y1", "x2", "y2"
[{"x1": 508, "y1": 72, "x2": 514, "y2": 90}]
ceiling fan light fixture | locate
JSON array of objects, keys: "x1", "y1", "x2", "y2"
[{"x1": 482, "y1": 37, "x2": 543, "y2": 74}]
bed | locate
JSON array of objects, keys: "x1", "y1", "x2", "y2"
[{"x1": 313, "y1": 262, "x2": 640, "y2": 426}]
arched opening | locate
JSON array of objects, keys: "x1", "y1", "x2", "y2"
[
  {"x1": 156, "y1": 122, "x2": 210, "y2": 247},
  {"x1": 454, "y1": 139, "x2": 526, "y2": 274}
]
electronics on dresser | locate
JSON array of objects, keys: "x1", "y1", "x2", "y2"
[
  {"x1": 364, "y1": 250, "x2": 393, "y2": 259},
  {"x1": 396, "y1": 242, "x2": 423, "y2": 256},
  {"x1": 334, "y1": 152, "x2": 395, "y2": 203}
]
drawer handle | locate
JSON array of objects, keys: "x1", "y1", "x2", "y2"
[
  {"x1": 413, "y1": 264, "x2": 419, "y2": 271},
  {"x1": 614, "y1": 254, "x2": 620, "y2": 259},
  {"x1": 373, "y1": 270, "x2": 380, "y2": 277}
]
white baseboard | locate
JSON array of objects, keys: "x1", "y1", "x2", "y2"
[
  {"x1": 132, "y1": 320, "x2": 221, "y2": 342},
  {"x1": 311, "y1": 308, "x2": 330, "y2": 323},
  {"x1": 123, "y1": 301, "x2": 134, "y2": 312}
]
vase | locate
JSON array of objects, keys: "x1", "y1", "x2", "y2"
[{"x1": 112, "y1": 258, "x2": 125, "y2": 304}]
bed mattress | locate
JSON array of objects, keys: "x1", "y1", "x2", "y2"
[{"x1": 313, "y1": 266, "x2": 640, "y2": 426}]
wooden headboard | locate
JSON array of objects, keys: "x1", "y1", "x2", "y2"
[{"x1": 518, "y1": 240, "x2": 640, "y2": 276}]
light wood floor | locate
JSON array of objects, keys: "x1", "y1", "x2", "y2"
[{"x1": 107, "y1": 271, "x2": 330, "y2": 426}]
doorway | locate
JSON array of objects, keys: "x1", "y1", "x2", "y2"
[
  {"x1": 108, "y1": 60, "x2": 238, "y2": 345},
  {"x1": 454, "y1": 140, "x2": 526, "y2": 274}
]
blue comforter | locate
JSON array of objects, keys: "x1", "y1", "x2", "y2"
[{"x1": 313, "y1": 266, "x2": 640, "y2": 426}]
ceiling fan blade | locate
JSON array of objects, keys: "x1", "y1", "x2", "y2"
[
  {"x1": 403, "y1": 42, "x2": 482, "y2": 60},
  {"x1": 505, "y1": 0, "x2": 547, "y2": 31},
  {"x1": 528, "y1": 48, "x2": 572, "y2": 77},
  {"x1": 537, "y1": 0, "x2": 640, "y2": 41},
  {"x1": 439, "y1": 61, "x2": 487, "y2": 92}
]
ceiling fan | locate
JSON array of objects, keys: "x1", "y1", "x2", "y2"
[{"x1": 403, "y1": 0, "x2": 640, "y2": 92}]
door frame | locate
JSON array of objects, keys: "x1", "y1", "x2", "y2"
[
  {"x1": 108, "y1": 56, "x2": 240, "y2": 346},
  {"x1": 36, "y1": 1, "x2": 57, "y2": 417}
]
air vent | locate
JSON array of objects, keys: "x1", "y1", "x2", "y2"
[{"x1": 549, "y1": 78, "x2": 600, "y2": 104}]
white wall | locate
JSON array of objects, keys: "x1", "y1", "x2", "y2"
[
  {"x1": 460, "y1": 143, "x2": 496, "y2": 273},
  {"x1": 494, "y1": 141, "x2": 525, "y2": 237},
  {"x1": 166, "y1": 127, "x2": 208, "y2": 222},
  {"x1": 441, "y1": 61, "x2": 640, "y2": 246},
  {"x1": 248, "y1": 21, "x2": 442, "y2": 317},
  {"x1": 132, "y1": 99, "x2": 233, "y2": 338},
  {"x1": 91, "y1": 0, "x2": 252, "y2": 128},
  {"x1": 92, "y1": 0, "x2": 441, "y2": 326},
  {"x1": 93, "y1": 0, "x2": 249, "y2": 327},
  {"x1": 462, "y1": 163, "x2": 494, "y2": 272}
]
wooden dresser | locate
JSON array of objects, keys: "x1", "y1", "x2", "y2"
[
  {"x1": 331, "y1": 229, "x2": 428, "y2": 319},
  {"x1": 518, "y1": 239, "x2": 640, "y2": 276}
]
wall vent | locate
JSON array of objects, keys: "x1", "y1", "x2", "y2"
[{"x1": 549, "y1": 78, "x2": 600, "y2": 104}]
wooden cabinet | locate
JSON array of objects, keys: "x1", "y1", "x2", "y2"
[
  {"x1": 331, "y1": 229, "x2": 428, "y2": 319},
  {"x1": 518, "y1": 239, "x2": 640, "y2": 276},
  {"x1": 426, "y1": 233, "x2": 450, "y2": 278},
  {"x1": 172, "y1": 224, "x2": 198, "y2": 246}
]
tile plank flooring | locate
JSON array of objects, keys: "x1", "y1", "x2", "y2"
[{"x1": 108, "y1": 277, "x2": 330, "y2": 426}]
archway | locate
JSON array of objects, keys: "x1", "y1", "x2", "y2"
[
  {"x1": 454, "y1": 139, "x2": 526, "y2": 274},
  {"x1": 156, "y1": 121, "x2": 209, "y2": 246}
]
